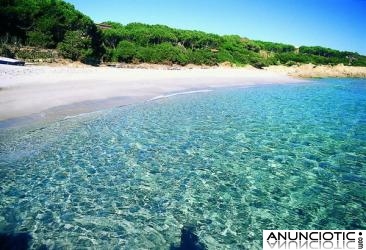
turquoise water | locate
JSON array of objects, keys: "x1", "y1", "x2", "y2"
[{"x1": 0, "y1": 79, "x2": 365, "y2": 249}]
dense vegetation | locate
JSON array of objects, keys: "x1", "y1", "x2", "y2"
[
  {"x1": 0, "y1": 0, "x2": 103, "y2": 63},
  {"x1": 1, "y1": 0, "x2": 366, "y2": 67}
]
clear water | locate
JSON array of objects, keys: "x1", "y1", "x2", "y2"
[{"x1": 0, "y1": 79, "x2": 365, "y2": 249}]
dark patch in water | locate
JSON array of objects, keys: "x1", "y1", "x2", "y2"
[
  {"x1": 37, "y1": 244, "x2": 49, "y2": 250},
  {"x1": 0, "y1": 232, "x2": 32, "y2": 250},
  {"x1": 171, "y1": 225, "x2": 207, "y2": 250},
  {"x1": 342, "y1": 173, "x2": 366, "y2": 186}
]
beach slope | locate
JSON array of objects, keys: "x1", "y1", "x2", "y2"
[{"x1": 0, "y1": 65, "x2": 303, "y2": 123}]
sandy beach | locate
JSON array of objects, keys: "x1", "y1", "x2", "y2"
[
  {"x1": 267, "y1": 64, "x2": 366, "y2": 78},
  {"x1": 0, "y1": 64, "x2": 305, "y2": 125},
  {"x1": 1, "y1": 62, "x2": 366, "y2": 126}
]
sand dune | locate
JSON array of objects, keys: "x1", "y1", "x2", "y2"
[{"x1": 266, "y1": 64, "x2": 366, "y2": 78}]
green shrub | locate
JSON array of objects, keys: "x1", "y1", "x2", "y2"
[
  {"x1": 15, "y1": 49, "x2": 55, "y2": 60},
  {"x1": 113, "y1": 41, "x2": 138, "y2": 62},
  {"x1": 26, "y1": 31, "x2": 54, "y2": 48},
  {"x1": 217, "y1": 49, "x2": 234, "y2": 63},
  {"x1": 0, "y1": 44, "x2": 15, "y2": 58},
  {"x1": 58, "y1": 30, "x2": 91, "y2": 61}
]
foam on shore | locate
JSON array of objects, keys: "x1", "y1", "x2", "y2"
[{"x1": 148, "y1": 89, "x2": 213, "y2": 101}]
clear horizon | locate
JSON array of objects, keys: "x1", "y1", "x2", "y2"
[{"x1": 68, "y1": 0, "x2": 366, "y2": 55}]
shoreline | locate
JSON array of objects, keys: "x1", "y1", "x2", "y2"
[{"x1": 2, "y1": 63, "x2": 365, "y2": 128}]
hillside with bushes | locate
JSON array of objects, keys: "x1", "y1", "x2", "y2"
[
  {"x1": 0, "y1": 0, "x2": 103, "y2": 64},
  {"x1": 1, "y1": 0, "x2": 366, "y2": 67}
]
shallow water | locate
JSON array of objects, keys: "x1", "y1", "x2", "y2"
[{"x1": 0, "y1": 78, "x2": 365, "y2": 249}]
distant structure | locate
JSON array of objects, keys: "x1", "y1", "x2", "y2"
[
  {"x1": 0, "y1": 56, "x2": 25, "y2": 66},
  {"x1": 96, "y1": 23, "x2": 112, "y2": 30}
]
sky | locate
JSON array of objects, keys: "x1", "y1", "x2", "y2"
[{"x1": 67, "y1": 0, "x2": 366, "y2": 55}]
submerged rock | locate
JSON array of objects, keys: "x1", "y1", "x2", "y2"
[
  {"x1": 0, "y1": 232, "x2": 32, "y2": 250},
  {"x1": 171, "y1": 225, "x2": 207, "y2": 250}
]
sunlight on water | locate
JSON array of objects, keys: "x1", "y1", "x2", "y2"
[{"x1": 1, "y1": 79, "x2": 365, "y2": 249}]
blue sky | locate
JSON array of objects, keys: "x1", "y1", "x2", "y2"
[{"x1": 68, "y1": 0, "x2": 366, "y2": 55}]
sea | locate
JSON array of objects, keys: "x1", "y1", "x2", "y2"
[{"x1": 0, "y1": 78, "x2": 365, "y2": 249}]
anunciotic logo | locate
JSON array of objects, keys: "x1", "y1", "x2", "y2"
[{"x1": 263, "y1": 230, "x2": 365, "y2": 250}]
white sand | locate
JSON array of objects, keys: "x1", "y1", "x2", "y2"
[
  {"x1": 0, "y1": 65, "x2": 304, "y2": 122},
  {"x1": 266, "y1": 64, "x2": 366, "y2": 78}
]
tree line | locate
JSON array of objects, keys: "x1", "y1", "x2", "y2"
[{"x1": 1, "y1": 0, "x2": 366, "y2": 67}]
